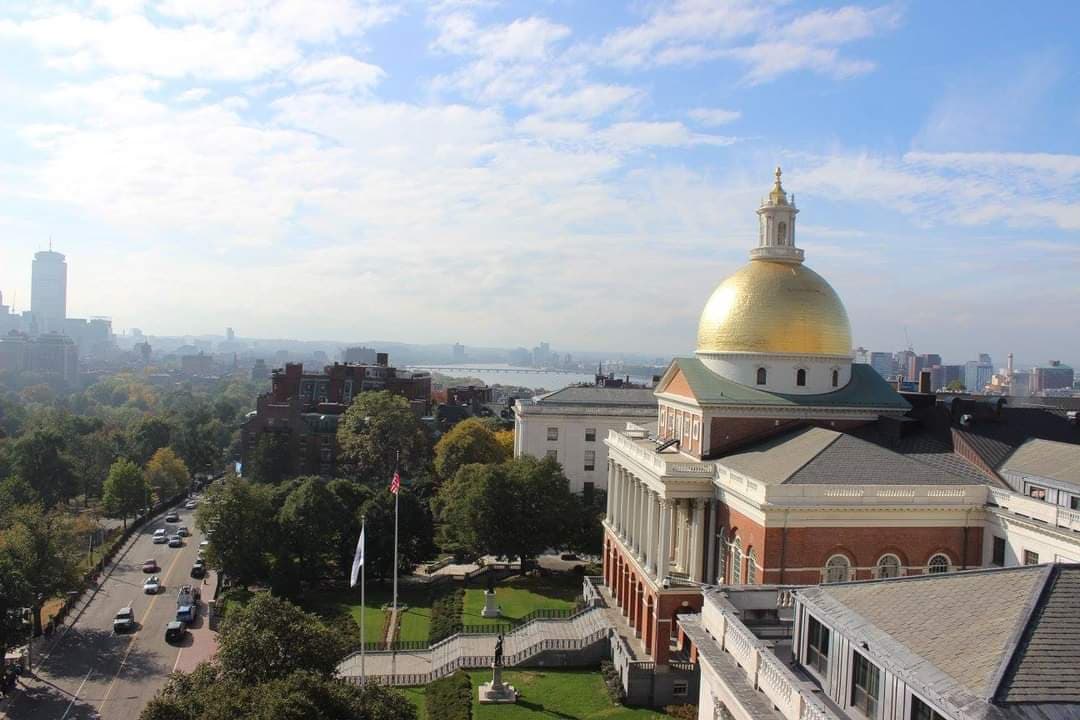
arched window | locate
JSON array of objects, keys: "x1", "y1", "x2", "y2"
[
  {"x1": 730, "y1": 538, "x2": 742, "y2": 584},
  {"x1": 746, "y1": 549, "x2": 758, "y2": 585},
  {"x1": 756, "y1": 367, "x2": 767, "y2": 385},
  {"x1": 796, "y1": 368, "x2": 807, "y2": 387},
  {"x1": 778, "y1": 221, "x2": 787, "y2": 244},
  {"x1": 832, "y1": 369, "x2": 839, "y2": 387},
  {"x1": 927, "y1": 554, "x2": 951, "y2": 574},
  {"x1": 715, "y1": 529, "x2": 726, "y2": 584},
  {"x1": 824, "y1": 555, "x2": 850, "y2": 583},
  {"x1": 877, "y1": 554, "x2": 902, "y2": 579}
]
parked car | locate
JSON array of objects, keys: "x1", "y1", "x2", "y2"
[
  {"x1": 113, "y1": 607, "x2": 135, "y2": 633},
  {"x1": 165, "y1": 512, "x2": 179, "y2": 523},
  {"x1": 190, "y1": 559, "x2": 205, "y2": 578},
  {"x1": 177, "y1": 526, "x2": 190, "y2": 537},
  {"x1": 184, "y1": 500, "x2": 197, "y2": 509},
  {"x1": 199, "y1": 540, "x2": 209, "y2": 550},
  {"x1": 153, "y1": 528, "x2": 167, "y2": 544},
  {"x1": 143, "y1": 575, "x2": 161, "y2": 594},
  {"x1": 168, "y1": 535, "x2": 183, "y2": 548},
  {"x1": 165, "y1": 620, "x2": 186, "y2": 643},
  {"x1": 143, "y1": 558, "x2": 159, "y2": 573}
]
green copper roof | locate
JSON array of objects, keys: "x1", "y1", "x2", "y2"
[{"x1": 663, "y1": 358, "x2": 911, "y2": 410}]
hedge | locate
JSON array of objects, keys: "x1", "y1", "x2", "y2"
[
  {"x1": 426, "y1": 669, "x2": 472, "y2": 720},
  {"x1": 428, "y1": 586, "x2": 464, "y2": 644}
]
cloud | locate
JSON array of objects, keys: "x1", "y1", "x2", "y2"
[
  {"x1": 597, "y1": 121, "x2": 736, "y2": 149},
  {"x1": 290, "y1": 55, "x2": 385, "y2": 93},
  {"x1": 176, "y1": 87, "x2": 211, "y2": 103},
  {"x1": 688, "y1": 108, "x2": 740, "y2": 126}
]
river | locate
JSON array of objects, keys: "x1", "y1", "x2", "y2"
[{"x1": 407, "y1": 363, "x2": 653, "y2": 393}]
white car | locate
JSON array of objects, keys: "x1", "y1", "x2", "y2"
[
  {"x1": 184, "y1": 500, "x2": 197, "y2": 509},
  {"x1": 143, "y1": 575, "x2": 161, "y2": 594},
  {"x1": 152, "y1": 529, "x2": 167, "y2": 544}
]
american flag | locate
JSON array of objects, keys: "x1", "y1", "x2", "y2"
[{"x1": 389, "y1": 471, "x2": 401, "y2": 495}]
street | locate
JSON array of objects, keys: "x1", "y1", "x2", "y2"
[{"x1": 2, "y1": 503, "x2": 218, "y2": 720}]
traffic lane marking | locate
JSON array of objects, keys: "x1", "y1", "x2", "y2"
[{"x1": 59, "y1": 666, "x2": 95, "y2": 720}]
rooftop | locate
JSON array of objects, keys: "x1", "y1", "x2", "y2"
[{"x1": 1000, "y1": 438, "x2": 1080, "y2": 488}]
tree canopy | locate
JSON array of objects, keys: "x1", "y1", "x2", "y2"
[
  {"x1": 433, "y1": 418, "x2": 509, "y2": 481},
  {"x1": 145, "y1": 447, "x2": 191, "y2": 499},
  {"x1": 195, "y1": 475, "x2": 274, "y2": 585},
  {"x1": 10, "y1": 427, "x2": 78, "y2": 508},
  {"x1": 336, "y1": 392, "x2": 431, "y2": 483},
  {"x1": 102, "y1": 458, "x2": 150, "y2": 528},
  {"x1": 0, "y1": 504, "x2": 82, "y2": 634}
]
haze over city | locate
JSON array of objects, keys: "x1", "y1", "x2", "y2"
[{"x1": 1, "y1": 0, "x2": 1078, "y2": 363}]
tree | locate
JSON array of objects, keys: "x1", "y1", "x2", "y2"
[
  {"x1": 102, "y1": 458, "x2": 150, "y2": 529},
  {"x1": 145, "y1": 447, "x2": 191, "y2": 499},
  {"x1": 946, "y1": 379, "x2": 966, "y2": 392},
  {"x1": 359, "y1": 483, "x2": 435, "y2": 580},
  {"x1": 0, "y1": 549, "x2": 32, "y2": 657},
  {"x1": 493, "y1": 429, "x2": 514, "y2": 458},
  {"x1": 0, "y1": 475, "x2": 39, "y2": 521},
  {"x1": 10, "y1": 428, "x2": 78, "y2": 508},
  {"x1": 195, "y1": 475, "x2": 273, "y2": 585},
  {"x1": 435, "y1": 456, "x2": 576, "y2": 570},
  {"x1": 0, "y1": 505, "x2": 82, "y2": 636},
  {"x1": 336, "y1": 392, "x2": 432, "y2": 484},
  {"x1": 568, "y1": 489, "x2": 607, "y2": 557},
  {"x1": 217, "y1": 593, "x2": 348, "y2": 684},
  {"x1": 131, "y1": 416, "x2": 174, "y2": 465},
  {"x1": 276, "y1": 477, "x2": 352, "y2": 588},
  {"x1": 247, "y1": 433, "x2": 293, "y2": 485},
  {"x1": 433, "y1": 418, "x2": 508, "y2": 481}
]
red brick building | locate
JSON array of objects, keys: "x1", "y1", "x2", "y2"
[{"x1": 241, "y1": 354, "x2": 431, "y2": 477}]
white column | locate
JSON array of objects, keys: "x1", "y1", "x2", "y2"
[
  {"x1": 623, "y1": 471, "x2": 632, "y2": 540},
  {"x1": 705, "y1": 502, "x2": 718, "y2": 584},
  {"x1": 605, "y1": 461, "x2": 615, "y2": 524},
  {"x1": 691, "y1": 500, "x2": 705, "y2": 583},
  {"x1": 617, "y1": 469, "x2": 626, "y2": 536},
  {"x1": 657, "y1": 499, "x2": 671, "y2": 582},
  {"x1": 644, "y1": 490, "x2": 656, "y2": 574},
  {"x1": 633, "y1": 480, "x2": 643, "y2": 556}
]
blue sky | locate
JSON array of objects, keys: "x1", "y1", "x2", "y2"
[{"x1": 0, "y1": 0, "x2": 1078, "y2": 367}]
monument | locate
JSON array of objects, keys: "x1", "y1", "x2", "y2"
[
  {"x1": 477, "y1": 634, "x2": 518, "y2": 704},
  {"x1": 481, "y1": 573, "x2": 502, "y2": 618}
]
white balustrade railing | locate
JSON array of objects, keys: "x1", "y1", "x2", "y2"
[{"x1": 990, "y1": 487, "x2": 1080, "y2": 533}]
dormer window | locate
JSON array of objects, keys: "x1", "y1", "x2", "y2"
[
  {"x1": 796, "y1": 368, "x2": 807, "y2": 387},
  {"x1": 832, "y1": 369, "x2": 839, "y2": 387},
  {"x1": 756, "y1": 367, "x2": 767, "y2": 385}
]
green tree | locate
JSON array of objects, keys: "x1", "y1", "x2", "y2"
[
  {"x1": 102, "y1": 458, "x2": 150, "y2": 529},
  {"x1": 10, "y1": 428, "x2": 78, "y2": 508},
  {"x1": 435, "y1": 456, "x2": 576, "y2": 570},
  {"x1": 145, "y1": 447, "x2": 191, "y2": 499},
  {"x1": 359, "y1": 482, "x2": 434, "y2": 580},
  {"x1": 946, "y1": 379, "x2": 966, "y2": 392},
  {"x1": 0, "y1": 549, "x2": 32, "y2": 657},
  {"x1": 247, "y1": 432, "x2": 293, "y2": 485},
  {"x1": 195, "y1": 475, "x2": 273, "y2": 585},
  {"x1": 276, "y1": 477, "x2": 351, "y2": 588},
  {"x1": 131, "y1": 416, "x2": 174, "y2": 465},
  {"x1": 0, "y1": 475, "x2": 39, "y2": 521},
  {"x1": 0, "y1": 505, "x2": 82, "y2": 636},
  {"x1": 433, "y1": 418, "x2": 508, "y2": 481},
  {"x1": 336, "y1": 392, "x2": 431, "y2": 484}
]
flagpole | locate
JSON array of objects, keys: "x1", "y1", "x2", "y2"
[
  {"x1": 360, "y1": 519, "x2": 366, "y2": 684},
  {"x1": 391, "y1": 451, "x2": 401, "y2": 680},
  {"x1": 392, "y1": 471, "x2": 399, "y2": 628}
]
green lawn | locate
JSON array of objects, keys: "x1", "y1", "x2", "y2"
[
  {"x1": 399, "y1": 686, "x2": 427, "y2": 719},
  {"x1": 470, "y1": 669, "x2": 669, "y2": 719},
  {"x1": 306, "y1": 584, "x2": 434, "y2": 643},
  {"x1": 462, "y1": 575, "x2": 580, "y2": 627}
]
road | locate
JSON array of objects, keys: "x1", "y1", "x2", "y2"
[{"x1": 2, "y1": 502, "x2": 218, "y2": 720}]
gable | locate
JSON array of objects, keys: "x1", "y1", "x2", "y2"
[{"x1": 657, "y1": 365, "x2": 697, "y2": 401}]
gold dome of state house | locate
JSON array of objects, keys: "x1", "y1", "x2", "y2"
[{"x1": 696, "y1": 260, "x2": 853, "y2": 356}]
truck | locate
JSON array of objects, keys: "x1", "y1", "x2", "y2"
[{"x1": 176, "y1": 585, "x2": 201, "y2": 623}]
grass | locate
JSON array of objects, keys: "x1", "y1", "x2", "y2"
[
  {"x1": 465, "y1": 669, "x2": 669, "y2": 719},
  {"x1": 306, "y1": 583, "x2": 435, "y2": 643},
  {"x1": 399, "y1": 686, "x2": 428, "y2": 719},
  {"x1": 463, "y1": 574, "x2": 580, "y2": 626}
]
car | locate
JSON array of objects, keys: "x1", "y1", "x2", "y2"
[
  {"x1": 143, "y1": 575, "x2": 161, "y2": 594},
  {"x1": 176, "y1": 604, "x2": 196, "y2": 623},
  {"x1": 190, "y1": 559, "x2": 205, "y2": 578},
  {"x1": 177, "y1": 526, "x2": 190, "y2": 537},
  {"x1": 559, "y1": 553, "x2": 581, "y2": 561},
  {"x1": 168, "y1": 535, "x2": 183, "y2": 548},
  {"x1": 153, "y1": 528, "x2": 167, "y2": 544},
  {"x1": 199, "y1": 540, "x2": 209, "y2": 550},
  {"x1": 165, "y1": 620, "x2": 187, "y2": 643},
  {"x1": 143, "y1": 558, "x2": 159, "y2": 573},
  {"x1": 184, "y1": 500, "x2": 197, "y2": 509},
  {"x1": 113, "y1": 607, "x2": 135, "y2": 633},
  {"x1": 165, "y1": 512, "x2": 179, "y2": 523}
]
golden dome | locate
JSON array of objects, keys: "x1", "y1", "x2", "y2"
[{"x1": 697, "y1": 260, "x2": 852, "y2": 356}]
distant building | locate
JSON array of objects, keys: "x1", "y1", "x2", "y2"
[
  {"x1": 226, "y1": 327, "x2": 235, "y2": 342},
  {"x1": 1033, "y1": 361, "x2": 1074, "y2": 393},
  {"x1": 251, "y1": 358, "x2": 269, "y2": 382},
  {"x1": 0, "y1": 331, "x2": 78, "y2": 384},
  {"x1": 342, "y1": 346, "x2": 377, "y2": 364},
  {"x1": 135, "y1": 341, "x2": 152, "y2": 365},
  {"x1": 180, "y1": 353, "x2": 214, "y2": 376},
  {"x1": 514, "y1": 386, "x2": 657, "y2": 494},
  {"x1": 452, "y1": 342, "x2": 466, "y2": 363},
  {"x1": 31, "y1": 249, "x2": 67, "y2": 333},
  {"x1": 964, "y1": 360, "x2": 993, "y2": 394},
  {"x1": 868, "y1": 351, "x2": 895, "y2": 379},
  {"x1": 240, "y1": 355, "x2": 431, "y2": 477},
  {"x1": 62, "y1": 317, "x2": 114, "y2": 358},
  {"x1": 895, "y1": 349, "x2": 916, "y2": 380}
]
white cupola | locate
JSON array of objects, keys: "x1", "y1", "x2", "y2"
[{"x1": 751, "y1": 166, "x2": 803, "y2": 263}]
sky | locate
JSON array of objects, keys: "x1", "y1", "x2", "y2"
[{"x1": 0, "y1": 0, "x2": 1078, "y2": 366}]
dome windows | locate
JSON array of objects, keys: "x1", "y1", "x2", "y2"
[
  {"x1": 756, "y1": 367, "x2": 767, "y2": 385},
  {"x1": 796, "y1": 368, "x2": 807, "y2": 387},
  {"x1": 832, "y1": 369, "x2": 839, "y2": 387}
]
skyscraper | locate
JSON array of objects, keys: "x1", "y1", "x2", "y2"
[{"x1": 31, "y1": 249, "x2": 67, "y2": 333}]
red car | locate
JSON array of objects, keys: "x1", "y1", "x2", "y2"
[{"x1": 142, "y1": 558, "x2": 159, "y2": 573}]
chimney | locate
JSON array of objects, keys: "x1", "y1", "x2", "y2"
[
  {"x1": 895, "y1": 378, "x2": 904, "y2": 392},
  {"x1": 919, "y1": 369, "x2": 932, "y2": 394},
  {"x1": 376, "y1": 352, "x2": 389, "y2": 367}
]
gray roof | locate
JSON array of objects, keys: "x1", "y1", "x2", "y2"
[
  {"x1": 1001, "y1": 439, "x2": 1080, "y2": 488},
  {"x1": 800, "y1": 565, "x2": 1080, "y2": 719},
  {"x1": 718, "y1": 426, "x2": 977, "y2": 486},
  {"x1": 534, "y1": 386, "x2": 658, "y2": 407}
]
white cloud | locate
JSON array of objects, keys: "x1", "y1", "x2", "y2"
[
  {"x1": 432, "y1": 14, "x2": 570, "y2": 61},
  {"x1": 598, "y1": 121, "x2": 735, "y2": 149},
  {"x1": 688, "y1": 108, "x2": 740, "y2": 126},
  {"x1": 290, "y1": 56, "x2": 385, "y2": 93},
  {"x1": 176, "y1": 87, "x2": 211, "y2": 103}
]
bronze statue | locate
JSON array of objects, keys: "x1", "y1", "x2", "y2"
[{"x1": 493, "y1": 634, "x2": 504, "y2": 666}]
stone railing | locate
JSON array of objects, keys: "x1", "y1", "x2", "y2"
[
  {"x1": 607, "y1": 430, "x2": 717, "y2": 480},
  {"x1": 765, "y1": 483, "x2": 987, "y2": 507},
  {"x1": 989, "y1": 487, "x2": 1080, "y2": 533},
  {"x1": 582, "y1": 576, "x2": 605, "y2": 607}
]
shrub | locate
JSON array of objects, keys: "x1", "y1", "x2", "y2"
[
  {"x1": 429, "y1": 586, "x2": 464, "y2": 643},
  {"x1": 665, "y1": 704, "x2": 697, "y2": 720},
  {"x1": 600, "y1": 660, "x2": 625, "y2": 704},
  {"x1": 426, "y1": 669, "x2": 472, "y2": 720}
]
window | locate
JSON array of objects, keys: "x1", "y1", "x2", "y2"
[
  {"x1": 583, "y1": 482, "x2": 594, "y2": 503},
  {"x1": 585, "y1": 428, "x2": 596, "y2": 442},
  {"x1": 545, "y1": 449, "x2": 558, "y2": 461},
  {"x1": 824, "y1": 555, "x2": 850, "y2": 583},
  {"x1": 1072, "y1": 496, "x2": 1080, "y2": 511},
  {"x1": 1024, "y1": 550, "x2": 1040, "y2": 566},
  {"x1": 992, "y1": 536, "x2": 1006, "y2": 567},
  {"x1": 1028, "y1": 485, "x2": 1047, "y2": 500},
  {"x1": 584, "y1": 450, "x2": 596, "y2": 472},
  {"x1": 715, "y1": 530, "x2": 726, "y2": 584},
  {"x1": 796, "y1": 368, "x2": 807, "y2": 387},
  {"x1": 730, "y1": 539, "x2": 742, "y2": 584},
  {"x1": 693, "y1": 418, "x2": 700, "y2": 440},
  {"x1": 927, "y1": 554, "x2": 950, "y2": 574},
  {"x1": 778, "y1": 221, "x2": 787, "y2": 243},
  {"x1": 672, "y1": 681, "x2": 688, "y2": 698},
  {"x1": 547, "y1": 427, "x2": 558, "y2": 441},
  {"x1": 756, "y1": 367, "x2": 767, "y2": 385},
  {"x1": 877, "y1": 554, "x2": 901, "y2": 579},
  {"x1": 832, "y1": 369, "x2": 839, "y2": 387},
  {"x1": 910, "y1": 696, "x2": 945, "y2": 720},
  {"x1": 851, "y1": 652, "x2": 881, "y2": 718},
  {"x1": 806, "y1": 615, "x2": 830, "y2": 676},
  {"x1": 746, "y1": 549, "x2": 758, "y2": 585}
]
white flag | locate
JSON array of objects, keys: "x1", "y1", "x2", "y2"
[{"x1": 350, "y1": 525, "x2": 365, "y2": 588}]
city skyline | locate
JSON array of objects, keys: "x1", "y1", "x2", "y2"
[{"x1": 1, "y1": 1, "x2": 1078, "y2": 361}]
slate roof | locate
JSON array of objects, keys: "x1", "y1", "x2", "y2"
[
  {"x1": 662, "y1": 359, "x2": 910, "y2": 410},
  {"x1": 799, "y1": 565, "x2": 1080, "y2": 719},
  {"x1": 534, "y1": 386, "x2": 658, "y2": 407},
  {"x1": 717, "y1": 426, "x2": 977, "y2": 486},
  {"x1": 1000, "y1": 439, "x2": 1080, "y2": 489}
]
